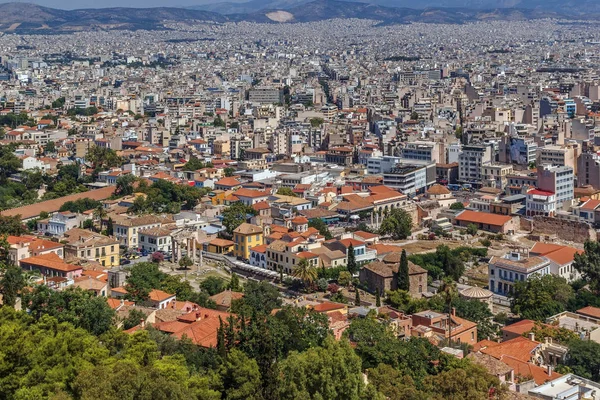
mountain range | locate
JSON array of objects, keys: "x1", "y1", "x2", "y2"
[{"x1": 0, "y1": 0, "x2": 593, "y2": 34}]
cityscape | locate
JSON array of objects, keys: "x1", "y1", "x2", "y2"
[{"x1": 1, "y1": 5, "x2": 600, "y2": 399}]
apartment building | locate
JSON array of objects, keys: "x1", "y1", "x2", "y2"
[
  {"x1": 537, "y1": 164, "x2": 574, "y2": 209},
  {"x1": 113, "y1": 215, "x2": 174, "y2": 249},
  {"x1": 63, "y1": 228, "x2": 120, "y2": 267},
  {"x1": 458, "y1": 144, "x2": 493, "y2": 184}
]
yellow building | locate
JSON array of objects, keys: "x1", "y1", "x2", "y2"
[
  {"x1": 63, "y1": 228, "x2": 120, "y2": 267},
  {"x1": 206, "y1": 238, "x2": 235, "y2": 255},
  {"x1": 233, "y1": 223, "x2": 263, "y2": 260}
]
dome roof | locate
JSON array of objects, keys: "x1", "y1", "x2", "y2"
[
  {"x1": 460, "y1": 286, "x2": 493, "y2": 299},
  {"x1": 426, "y1": 184, "x2": 451, "y2": 196}
]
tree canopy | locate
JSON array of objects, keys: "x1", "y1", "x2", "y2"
[
  {"x1": 221, "y1": 202, "x2": 257, "y2": 235},
  {"x1": 510, "y1": 273, "x2": 573, "y2": 321},
  {"x1": 379, "y1": 208, "x2": 412, "y2": 240}
]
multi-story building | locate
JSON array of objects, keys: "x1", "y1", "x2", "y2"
[
  {"x1": 248, "y1": 87, "x2": 283, "y2": 104},
  {"x1": 37, "y1": 211, "x2": 84, "y2": 237},
  {"x1": 458, "y1": 144, "x2": 493, "y2": 185},
  {"x1": 383, "y1": 164, "x2": 435, "y2": 196},
  {"x1": 325, "y1": 146, "x2": 354, "y2": 166},
  {"x1": 481, "y1": 164, "x2": 514, "y2": 189},
  {"x1": 526, "y1": 189, "x2": 557, "y2": 217},
  {"x1": 537, "y1": 143, "x2": 579, "y2": 174},
  {"x1": 367, "y1": 155, "x2": 402, "y2": 174},
  {"x1": 537, "y1": 164, "x2": 574, "y2": 209},
  {"x1": 63, "y1": 228, "x2": 120, "y2": 267},
  {"x1": 401, "y1": 141, "x2": 441, "y2": 164},
  {"x1": 113, "y1": 215, "x2": 174, "y2": 249},
  {"x1": 577, "y1": 152, "x2": 600, "y2": 189},
  {"x1": 488, "y1": 249, "x2": 551, "y2": 295},
  {"x1": 138, "y1": 226, "x2": 173, "y2": 254},
  {"x1": 233, "y1": 223, "x2": 264, "y2": 260}
]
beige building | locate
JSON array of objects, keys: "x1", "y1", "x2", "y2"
[
  {"x1": 113, "y1": 215, "x2": 174, "y2": 249},
  {"x1": 538, "y1": 143, "x2": 580, "y2": 174},
  {"x1": 481, "y1": 164, "x2": 514, "y2": 189}
]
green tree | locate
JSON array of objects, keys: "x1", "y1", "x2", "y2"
[
  {"x1": 276, "y1": 337, "x2": 367, "y2": 400},
  {"x1": 184, "y1": 157, "x2": 207, "y2": 171},
  {"x1": 293, "y1": 258, "x2": 318, "y2": 289},
  {"x1": 453, "y1": 297, "x2": 495, "y2": 341},
  {"x1": 221, "y1": 202, "x2": 257, "y2": 235},
  {"x1": 309, "y1": 117, "x2": 324, "y2": 127},
  {"x1": 122, "y1": 309, "x2": 147, "y2": 330},
  {"x1": 379, "y1": 208, "x2": 412, "y2": 240},
  {"x1": 338, "y1": 270, "x2": 352, "y2": 287},
  {"x1": 161, "y1": 275, "x2": 193, "y2": 300},
  {"x1": 397, "y1": 249, "x2": 409, "y2": 291},
  {"x1": 0, "y1": 264, "x2": 26, "y2": 307},
  {"x1": 466, "y1": 223, "x2": 478, "y2": 236},
  {"x1": 228, "y1": 273, "x2": 241, "y2": 291},
  {"x1": 60, "y1": 198, "x2": 102, "y2": 213},
  {"x1": 355, "y1": 287, "x2": 361, "y2": 306},
  {"x1": 115, "y1": 174, "x2": 137, "y2": 197},
  {"x1": 449, "y1": 202, "x2": 464, "y2": 210},
  {"x1": 276, "y1": 187, "x2": 297, "y2": 197},
  {"x1": 368, "y1": 364, "x2": 424, "y2": 399},
  {"x1": 224, "y1": 167, "x2": 236, "y2": 177},
  {"x1": 93, "y1": 204, "x2": 107, "y2": 232},
  {"x1": 0, "y1": 215, "x2": 26, "y2": 236},
  {"x1": 219, "y1": 349, "x2": 263, "y2": 400},
  {"x1": 44, "y1": 140, "x2": 56, "y2": 154},
  {"x1": 573, "y1": 240, "x2": 600, "y2": 294},
  {"x1": 23, "y1": 286, "x2": 115, "y2": 335},
  {"x1": 231, "y1": 281, "x2": 281, "y2": 315},
  {"x1": 178, "y1": 255, "x2": 194, "y2": 270},
  {"x1": 410, "y1": 111, "x2": 419, "y2": 120},
  {"x1": 375, "y1": 290, "x2": 381, "y2": 307},
  {"x1": 125, "y1": 262, "x2": 167, "y2": 302},
  {"x1": 200, "y1": 276, "x2": 227, "y2": 296},
  {"x1": 561, "y1": 339, "x2": 600, "y2": 382},
  {"x1": 347, "y1": 244, "x2": 358, "y2": 275},
  {"x1": 422, "y1": 362, "x2": 505, "y2": 399},
  {"x1": 308, "y1": 218, "x2": 332, "y2": 240},
  {"x1": 511, "y1": 274, "x2": 573, "y2": 320}
]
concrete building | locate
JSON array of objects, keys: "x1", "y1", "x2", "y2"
[
  {"x1": 248, "y1": 87, "x2": 283, "y2": 104},
  {"x1": 537, "y1": 165, "x2": 574, "y2": 209},
  {"x1": 383, "y1": 164, "x2": 430, "y2": 196},
  {"x1": 537, "y1": 143, "x2": 579, "y2": 174},
  {"x1": 367, "y1": 155, "x2": 402, "y2": 174},
  {"x1": 489, "y1": 249, "x2": 551, "y2": 295},
  {"x1": 577, "y1": 152, "x2": 600, "y2": 189},
  {"x1": 458, "y1": 144, "x2": 493, "y2": 185}
]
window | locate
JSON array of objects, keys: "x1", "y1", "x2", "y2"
[{"x1": 471, "y1": 332, "x2": 475, "y2": 341}]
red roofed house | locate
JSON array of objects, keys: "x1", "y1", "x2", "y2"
[
  {"x1": 148, "y1": 289, "x2": 176, "y2": 309},
  {"x1": 214, "y1": 177, "x2": 242, "y2": 191},
  {"x1": 526, "y1": 189, "x2": 557, "y2": 217},
  {"x1": 454, "y1": 210, "x2": 517, "y2": 234},
  {"x1": 232, "y1": 188, "x2": 270, "y2": 206},
  {"x1": 153, "y1": 308, "x2": 233, "y2": 348},
  {"x1": 19, "y1": 252, "x2": 83, "y2": 279},
  {"x1": 530, "y1": 242, "x2": 583, "y2": 282}
]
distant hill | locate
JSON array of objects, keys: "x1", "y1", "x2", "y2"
[
  {"x1": 0, "y1": 1, "x2": 583, "y2": 33},
  {"x1": 192, "y1": 0, "x2": 600, "y2": 16},
  {"x1": 0, "y1": 3, "x2": 226, "y2": 33}
]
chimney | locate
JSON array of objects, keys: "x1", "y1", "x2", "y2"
[
  {"x1": 451, "y1": 307, "x2": 456, "y2": 317},
  {"x1": 140, "y1": 318, "x2": 145, "y2": 328},
  {"x1": 196, "y1": 312, "x2": 201, "y2": 320},
  {"x1": 547, "y1": 365, "x2": 553, "y2": 376},
  {"x1": 528, "y1": 332, "x2": 535, "y2": 342}
]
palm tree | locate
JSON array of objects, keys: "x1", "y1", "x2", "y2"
[
  {"x1": 293, "y1": 258, "x2": 318, "y2": 289},
  {"x1": 93, "y1": 205, "x2": 108, "y2": 232},
  {"x1": 439, "y1": 278, "x2": 458, "y2": 346}
]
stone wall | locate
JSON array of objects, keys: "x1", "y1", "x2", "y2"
[{"x1": 523, "y1": 216, "x2": 596, "y2": 243}]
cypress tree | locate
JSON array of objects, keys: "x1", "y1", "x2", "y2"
[
  {"x1": 398, "y1": 249, "x2": 410, "y2": 291},
  {"x1": 375, "y1": 290, "x2": 381, "y2": 307}
]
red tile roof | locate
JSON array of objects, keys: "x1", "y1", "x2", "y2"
[{"x1": 455, "y1": 210, "x2": 512, "y2": 227}]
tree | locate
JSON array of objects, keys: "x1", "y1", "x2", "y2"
[
  {"x1": 347, "y1": 244, "x2": 359, "y2": 275},
  {"x1": 561, "y1": 339, "x2": 600, "y2": 382},
  {"x1": 125, "y1": 262, "x2": 167, "y2": 302},
  {"x1": 317, "y1": 278, "x2": 328, "y2": 292},
  {"x1": 224, "y1": 167, "x2": 236, "y2": 177},
  {"x1": 0, "y1": 265, "x2": 25, "y2": 307},
  {"x1": 161, "y1": 275, "x2": 193, "y2": 300},
  {"x1": 338, "y1": 271, "x2": 352, "y2": 286},
  {"x1": 228, "y1": 273, "x2": 241, "y2": 291},
  {"x1": 60, "y1": 198, "x2": 102, "y2": 213},
  {"x1": 276, "y1": 337, "x2": 368, "y2": 400},
  {"x1": 115, "y1": 174, "x2": 137, "y2": 197},
  {"x1": 397, "y1": 249, "x2": 410, "y2": 291},
  {"x1": 368, "y1": 364, "x2": 424, "y2": 399},
  {"x1": 106, "y1": 217, "x2": 114, "y2": 236},
  {"x1": 466, "y1": 223, "x2": 478, "y2": 236},
  {"x1": 93, "y1": 205, "x2": 107, "y2": 232},
  {"x1": 44, "y1": 140, "x2": 56, "y2": 154},
  {"x1": 183, "y1": 157, "x2": 207, "y2": 171},
  {"x1": 0, "y1": 215, "x2": 26, "y2": 236},
  {"x1": 178, "y1": 255, "x2": 193, "y2": 270},
  {"x1": 449, "y1": 202, "x2": 464, "y2": 210},
  {"x1": 232, "y1": 281, "x2": 281, "y2": 315},
  {"x1": 421, "y1": 362, "x2": 505, "y2": 400},
  {"x1": 574, "y1": 240, "x2": 600, "y2": 294},
  {"x1": 276, "y1": 187, "x2": 297, "y2": 197},
  {"x1": 309, "y1": 117, "x2": 324, "y2": 127},
  {"x1": 219, "y1": 349, "x2": 263, "y2": 400},
  {"x1": 410, "y1": 111, "x2": 419, "y2": 120},
  {"x1": 23, "y1": 286, "x2": 115, "y2": 335},
  {"x1": 200, "y1": 276, "x2": 227, "y2": 296},
  {"x1": 355, "y1": 287, "x2": 361, "y2": 305},
  {"x1": 221, "y1": 202, "x2": 257, "y2": 235},
  {"x1": 379, "y1": 208, "x2": 412, "y2": 240},
  {"x1": 122, "y1": 309, "x2": 147, "y2": 330},
  {"x1": 453, "y1": 297, "x2": 495, "y2": 341},
  {"x1": 308, "y1": 219, "x2": 332, "y2": 240},
  {"x1": 511, "y1": 274, "x2": 573, "y2": 320},
  {"x1": 375, "y1": 290, "x2": 381, "y2": 307}
]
